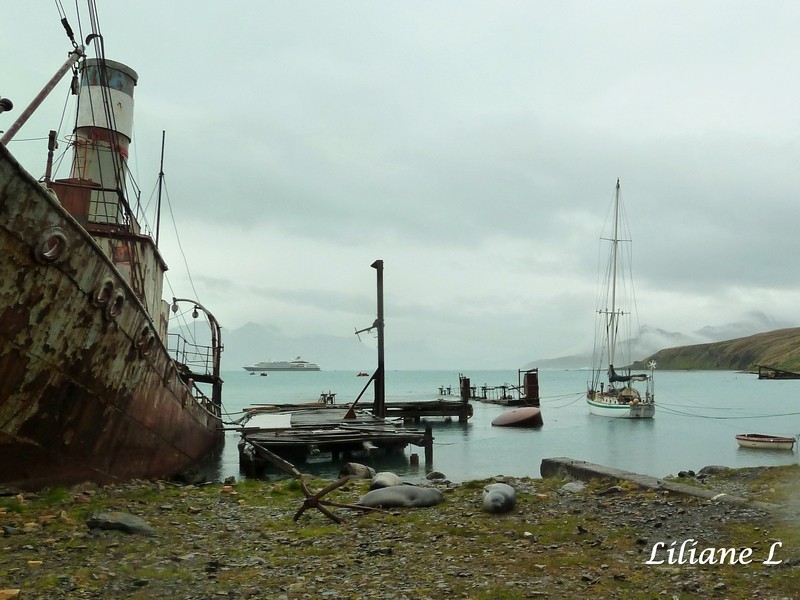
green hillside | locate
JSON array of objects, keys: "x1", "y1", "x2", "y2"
[{"x1": 631, "y1": 327, "x2": 800, "y2": 372}]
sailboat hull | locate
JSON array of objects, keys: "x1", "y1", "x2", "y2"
[{"x1": 586, "y1": 395, "x2": 655, "y2": 419}]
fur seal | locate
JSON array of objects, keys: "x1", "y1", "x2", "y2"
[
  {"x1": 357, "y1": 485, "x2": 445, "y2": 508},
  {"x1": 370, "y1": 471, "x2": 405, "y2": 490},
  {"x1": 482, "y1": 482, "x2": 516, "y2": 514},
  {"x1": 338, "y1": 462, "x2": 375, "y2": 480}
]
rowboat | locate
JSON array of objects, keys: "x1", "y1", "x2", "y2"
[{"x1": 735, "y1": 433, "x2": 797, "y2": 451}]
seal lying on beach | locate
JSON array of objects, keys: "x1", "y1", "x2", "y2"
[
  {"x1": 357, "y1": 485, "x2": 444, "y2": 508},
  {"x1": 370, "y1": 471, "x2": 405, "y2": 490},
  {"x1": 482, "y1": 482, "x2": 516, "y2": 514},
  {"x1": 338, "y1": 462, "x2": 375, "y2": 480}
]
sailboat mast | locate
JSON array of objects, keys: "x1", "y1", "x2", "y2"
[{"x1": 608, "y1": 178, "x2": 621, "y2": 366}]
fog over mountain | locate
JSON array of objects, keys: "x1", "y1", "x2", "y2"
[{"x1": 531, "y1": 311, "x2": 794, "y2": 370}]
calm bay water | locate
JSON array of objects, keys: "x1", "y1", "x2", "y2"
[{"x1": 204, "y1": 369, "x2": 800, "y2": 484}]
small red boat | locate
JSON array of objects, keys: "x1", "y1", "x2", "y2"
[
  {"x1": 357, "y1": 371, "x2": 369, "y2": 377},
  {"x1": 492, "y1": 407, "x2": 543, "y2": 429}
]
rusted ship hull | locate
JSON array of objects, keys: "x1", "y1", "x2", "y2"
[
  {"x1": 0, "y1": 40, "x2": 225, "y2": 490},
  {"x1": 0, "y1": 143, "x2": 223, "y2": 489}
]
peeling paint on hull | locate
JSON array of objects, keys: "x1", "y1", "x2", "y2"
[{"x1": 0, "y1": 137, "x2": 222, "y2": 490}]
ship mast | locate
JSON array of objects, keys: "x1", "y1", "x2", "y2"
[{"x1": 608, "y1": 178, "x2": 621, "y2": 367}]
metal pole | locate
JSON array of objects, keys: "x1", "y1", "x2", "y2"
[
  {"x1": 1, "y1": 47, "x2": 84, "y2": 146},
  {"x1": 371, "y1": 260, "x2": 385, "y2": 418},
  {"x1": 43, "y1": 130, "x2": 57, "y2": 183}
]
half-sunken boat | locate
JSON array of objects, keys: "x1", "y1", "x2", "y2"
[{"x1": 0, "y1": 16, "x2": 224, "y2": 489}]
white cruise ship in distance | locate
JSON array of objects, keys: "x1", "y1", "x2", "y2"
[{"x1": 243, "y1": 357, "x2": 321, "y2": 372}]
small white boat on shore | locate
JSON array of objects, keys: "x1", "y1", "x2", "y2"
[{"x1": 735, "y1": 433, "x2": 797, "y2": 451}]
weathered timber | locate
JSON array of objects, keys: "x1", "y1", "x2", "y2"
[
  {"x1": 357, "y1": 400, "x2": 473, "y2": 422},
  {"x1": 237, "y1": 406, "x2": 433, "y2": 471}
]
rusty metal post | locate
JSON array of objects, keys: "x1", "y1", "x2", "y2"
[
  {"x1": 371, "y1": 260, "x2": 385, "y2": 418},
  {"x1": 459, "y1": 375, "x2": 471, "y2": 422},
  {"x1": 44, "y1": 130, "x2": 57, "y2": 183},
  {"x1": 424, "y1": 425, "x2": 433, "y2": 465},
  {"x1": 460, "y1": 376, "x2": 470, "y2": 402},
  {"x1": 522, "y1": 369, "x2": 540, "y2": 407}
]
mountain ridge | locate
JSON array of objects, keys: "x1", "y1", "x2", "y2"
[{"x1": 632, "y1": 327, "x2": 800, "y2": 372}]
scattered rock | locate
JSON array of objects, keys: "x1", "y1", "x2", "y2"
[
  {"x1": 698, "y1": 465, "x2": 731, "y2": 476},
  {"x1": 561, "y1": 481, "x2": 586, "y2": 493},
  {"x1": 597, "y1": 485, "x2": 624, "y2": 496},
  {"x1": 85, "y1": 511, "x2": 157, "y2": 536}
]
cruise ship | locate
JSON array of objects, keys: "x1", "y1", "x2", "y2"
[{"x1": 243, "y1": 357, "x2": 321, "y2": 372}]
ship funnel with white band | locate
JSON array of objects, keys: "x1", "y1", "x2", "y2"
[{"x1": 70, "y1": 58, "x2": 138, "y2": 226}]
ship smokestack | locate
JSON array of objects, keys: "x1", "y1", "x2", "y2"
[{"x1": 71, "y1": 58, "x2": 138, "y2": 226}]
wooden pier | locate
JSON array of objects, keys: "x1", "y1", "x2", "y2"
[
  {"x1": 456, "y1": 369, "x2": 541, "y2": 407},
  {"x1": 237, "y1": 405, "x2": 433, "y2": 473},
  {"x1": 358, "y1": 398, "x2": 473, "y2": 422}
]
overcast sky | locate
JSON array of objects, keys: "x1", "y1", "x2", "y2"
[{"x1": 4, "y1": 2, "x2": 799, "y2": 369}]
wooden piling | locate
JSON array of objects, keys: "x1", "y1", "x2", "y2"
[{"x1": 424, "y1": 425, "x2": 433, "y2": 465}]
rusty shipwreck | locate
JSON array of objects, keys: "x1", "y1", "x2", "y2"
[{"x1": 0, "y1": 21, "x2": 224, "y2": 489}]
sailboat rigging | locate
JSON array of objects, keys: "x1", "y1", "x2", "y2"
[{"x1": 586, "y1": 179, "x2": 655, "y2": 418}]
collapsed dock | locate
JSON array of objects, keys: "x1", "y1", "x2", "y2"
[
  {"x1": 237, "y1": 405, "x2": 433, "y2": 473},
  {"x1": 448, "y1": 369, "x2": 541, "y2": 407}
]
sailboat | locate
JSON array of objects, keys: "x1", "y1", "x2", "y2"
[{"x1": 586, "y1": 179, "x2": 655, "y2": 418}]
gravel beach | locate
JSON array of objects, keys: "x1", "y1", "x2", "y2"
[{"x1": 1, "y1": 464, "x2": 798, "y2": 599}]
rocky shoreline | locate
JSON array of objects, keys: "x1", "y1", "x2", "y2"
[{"x1": 1, "y1": 463, "x2": 798, "y2": 599}]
